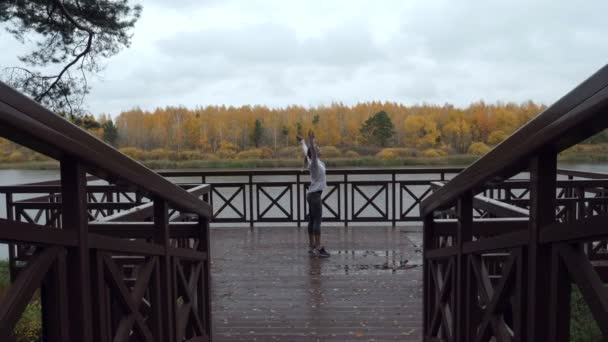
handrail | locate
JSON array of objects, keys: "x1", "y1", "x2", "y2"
[
  {"x1": 421, "y1": 64, "x2": 608, "y2": 215},
  {"x1": 0, "y1": 81, "x2": 211, "y2": 217},
  {"x1": 158, "y1": 166, "x2": 465, "y2": 177}
]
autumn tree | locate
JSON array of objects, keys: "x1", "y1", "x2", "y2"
[
  {"x1": 1, "y1": 0, "x2": 142, "y2": 115},
  {"x1": 403, "y1": 115, "x2": 440, "y2": 148},
  {"x1": 360, "y1": 111, "x2": 394, "y2": 147},
  {"x1": 443, "y1": 114, "x2": 472, "y2": 153}
]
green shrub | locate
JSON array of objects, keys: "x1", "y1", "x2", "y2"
[
  {"x1": 145, "y1": 148, "x2": 171, "y2": 160},
  {"x1": 467, "y1": 142, "x2": 491, "y2": 156},
  {"x1": 570, "y1": 285, "x2": 603, "y2": 342},
  {"x1": 201, "y1": 153, "x2": 220, "y2": 161},
  {"x1": 13, "y1": 297, "x2": 42, "y2": 342},
  {"x1": 175, "y1": 150, "x2": 201, "y2": 161}
]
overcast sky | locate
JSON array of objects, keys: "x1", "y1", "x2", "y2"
[{"x1": 2, "y1": 0, "x2": 608, "y2": 116}]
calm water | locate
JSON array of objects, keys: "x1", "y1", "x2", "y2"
[{"x1": 0, "y1": 163, "x2": 606, "y2": 259}]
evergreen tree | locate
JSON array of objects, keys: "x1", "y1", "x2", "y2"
[
  {"x1": 360, "y1": 111, "x2": 394, "y2": 147},
  {"x1": 0, "y1": 1, "x2": 142, "y2": 115},
  {"x1": 252, "y1": 119, "x2": 264, "y2": 148},
  {"x1": 102, "y1": 119, "x2": 119, "y2": 146}
]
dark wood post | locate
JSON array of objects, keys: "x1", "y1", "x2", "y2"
[
  {"x1": 154, "y1": 198, "x2": 174, "y2": 342},
  {"x1": 60, "y1": 158, "x2": 93, "y2": 342},
  {"x1": 456, "y1": 192, "x2": 473, "y2": 341},
  {"x1": 198, "y1": 215, "x2": 212, "y2": 338},
  {"x1": 548, "y1": 242, "x2": 571, "y2": 342},
  {"x1": 422, "y1": 213, "x2": 434, "y2": 338},
  {"x1": 527, "y1": 149, "x2": 556, "y2": 341},
  {"x1": 296, "y1": 173, "x2": 301, "y2": 227},
  {"x1": 249, "y1": 174, "x2": 254, "y2": 228},
  {"x1": 392, "y1": 172, "x2": 396, "y2": 227}
]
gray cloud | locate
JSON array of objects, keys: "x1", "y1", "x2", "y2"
[{"x1": 2, "y1": 0, "x2": 608, "y2": 115}]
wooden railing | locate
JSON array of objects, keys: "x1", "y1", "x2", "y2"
[
  {"x1": 1, "y1": 168, "x2": 463, "y2": 228},
  {"x1": 420, "y1": 65, "x2": 608, "y2": 341},
  {"x1": 0, "y1": 81, "x2": 212, "y2": 342}
]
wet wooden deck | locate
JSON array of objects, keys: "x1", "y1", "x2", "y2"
[{"x1": 210, "y1": 226, "x2": 423, "y2": 341}]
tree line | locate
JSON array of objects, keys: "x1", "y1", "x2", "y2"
[
  {"x1": 110, "y1": 100, "x2": 547, "y2": 157},
  {"x1": 3, "y1": 100, "x2": 608, "y2": 164}
]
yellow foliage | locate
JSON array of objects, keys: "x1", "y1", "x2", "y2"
[
  {"x1": 404, "y1": 115, "x2": 440, "y2": 148},
  {"x1": 277, "y1": 147, "x2": 302, "y2": 159},
  {"x1": 468, "y1": 142, "x2": 491, "y2": 156},
  {"x1": 320, "y1": 146, "x2": 341, "y2": 158},
  {"x1": 119, "y1": 147, "x2": 144, "y2": 160},
  {"x1": 422, "y1": 148, "x2": 447, "y2": 158},
  {"x1": 175, "y1": 150, "x2": 202, "y2": 160},
  {"x1": 145, "y1": 148, "x2": 171, "y2": 160},
  {"x1": 344, "y1": 150, "x2": 360, "y2": 158},
  {"x1": 8, "y1": 151, "x2": 26, "y2": 163},
  {"x1": 376, "y1": 148, "x2": 419, "y2": 159},
  {"x1": 487, "y1": 130, "x2": 509, "y2": 146},
  {"x1": 236, "y1": 148, "x2": 274, "y2": 159}
]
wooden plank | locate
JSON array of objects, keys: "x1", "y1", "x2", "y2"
[
  {"x1": 472, "y1": 195, "x2": 529, "y2": 217},
  {"x1": 88, "y1": 233, "x2": 164, "y2": 255},
  {"x1": 425, "y1": 246, "x2": 459, "y2": 259},
  {"x1": 0, "y1": 219, "x2": 78, "y2": 246},
  {"x1": 169, "y1": 247, "x2": 208, "y2": 261},
  {"x1": 433, "y1": 218, "x2": 528, "y2": 237},
  {"x1": 89, "y1": 221, "x2": 200, "y2": 239},
  {"x1": 540, "y1": 215, "x2": 608, "y2": 243},
  {"x1": 462, "y1": 230, "x2": 528, "y2": 254}
]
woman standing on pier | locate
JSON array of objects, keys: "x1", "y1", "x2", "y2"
[{"x1": 297, "y1": 130, "x2": 330, "y2": 257}]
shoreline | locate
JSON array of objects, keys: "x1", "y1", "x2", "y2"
[{"x1": 0, "y1": 153, "x2": 604, "y2": 170}]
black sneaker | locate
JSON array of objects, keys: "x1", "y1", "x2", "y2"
[
  {"x1": 308, "y1": 247, "x2": 315, "y2": 255},
  {"x1": 318, "y1": 247, "x2": 330, "y2": 258}
]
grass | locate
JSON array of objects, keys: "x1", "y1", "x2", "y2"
[
  {"x1": 0, "y1": 260, "x2": 42, "y2": 342},
  {"x1": 0, "y1": 155, "x2": 481, "y2": 170},
  {"x1": 570, "y1": 285, "x2": 603, "y2": 342},
  {"x1": 1, "y1": 152, "x2": 605, "y2": 170}
]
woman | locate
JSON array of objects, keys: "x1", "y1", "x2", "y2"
[{"x1": 297, "y1": 130, "x2": 330, "y2": 257}]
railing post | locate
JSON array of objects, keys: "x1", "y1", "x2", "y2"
[
  {"x1": 344, "y1": 173, "x2": 348, "y2": 227},
  {"x1": 154, "y1": 198, "x2": 175, "y2": 342},
  {"x1": 60, "y1": 158, "x2": 93, "y2": 342},
  {"x1": 456, "y1": 192, "x2": 473, "y2": 342},
  {"x1": 527, "y1": 149, "x2": 557, "y2": 341},
  {"x1": 392, "y1": 172, "x2": 396, "y2": 227},
  {"x1": 198, "y1": 214, "x2": 212, "y2": 339},
  {"x1": 297, "y1": 173, "x2": 301, "y2": 227},
  {"x1": 422, "y1": 213, "x2": 434, "y2": 339},
  {"x1": 249, "y1": 174, "x2": 254, "y2": 228}
]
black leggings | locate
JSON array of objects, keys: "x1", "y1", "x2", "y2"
[{"x1": 307, "y1": 191, "x2": 322, "y2": 234}]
